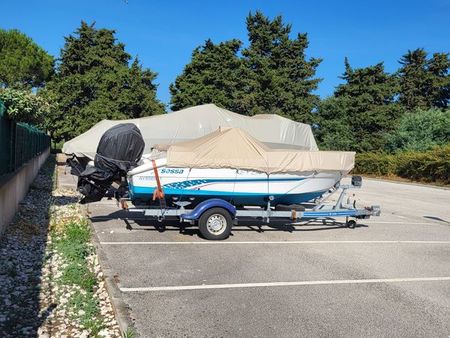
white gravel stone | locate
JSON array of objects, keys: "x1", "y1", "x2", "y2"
[
  {"x1": 79, "y1": 331, "x2": 89, "y2": 338},
  {"x1": 0, "y1": 159, "x2": 121, "y2": 338}
]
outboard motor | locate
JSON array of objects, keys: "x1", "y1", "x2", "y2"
[{"x1": 68, "y1": 123, "x2": 145, "y2": 203}]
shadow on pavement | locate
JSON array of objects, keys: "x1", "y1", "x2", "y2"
[{"x1": 423, "y1": 215, "x2": 450, "y2": 225}]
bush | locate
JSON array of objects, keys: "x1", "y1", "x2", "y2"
[
  {"x1": 396, "y1": 145, "x2": 450, "y2": 183},
  {"x1": 354, "y1": 152, "x2": 396, "y2": 176},
  {"x1": 385, "y1": 109, "x2": 450, "y2": 152},
  {"x1": 355, "y1": 144, "x2": 450, "y2": 184},
  {"x1": 0, "y1": 87, "x2": 54, "y2": 126}
]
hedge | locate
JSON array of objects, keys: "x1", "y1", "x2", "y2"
[{"x1": 354, "y1": 144, "x2": 450, "y2": 185}]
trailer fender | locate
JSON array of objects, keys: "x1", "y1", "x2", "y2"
[{"x1": 181, "y1": 199, "x2": 236, "y2": 221}]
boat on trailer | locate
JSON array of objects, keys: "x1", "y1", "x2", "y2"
[
  {"x1": 67, "y1": 124, "x2": 380, "y2": 240},
  {"x1": 127, "y1": 127, "x2": 355, "y2": 207}
]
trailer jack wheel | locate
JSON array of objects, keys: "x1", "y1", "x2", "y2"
[
  {"x1": 346, "y1": 220, "x2": 356, "y2": 229},
  {"x1": 198, "y1": 208, "x2": 232, "y2": 240}
]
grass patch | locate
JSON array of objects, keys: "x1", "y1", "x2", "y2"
[
  {"x1": 51, "y1": 216, "x2": 106, "y2": 334},
  {"x1": 122, "y1": 327, "x2": 137, "y2": 338},
  {"x1": 61, "y1": 264, "x2": 96, "y2": 291},
  {"x1": 69, "y1": 290, "x2": 104, "y2": 335},
  {"x1": 54, "y1": 220, "x2": 91, "y2": 260},
  {"x1": 54, "y1": 220, "x2": 97, "y2": 290}
]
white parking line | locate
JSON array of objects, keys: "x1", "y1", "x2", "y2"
[
  {"x1": 361, "y1": 221, "x2": 438, "y2": 224},
  {"x1": 101, "y1": 240, "x2": 450, "y2": 245},
  {"x1": 120, "y1": 276, "x2": 450, "y2": 292}
]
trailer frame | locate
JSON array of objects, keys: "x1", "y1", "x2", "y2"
[{"x1": 119, "y1": 176, "x2": 380, "y2": 240}]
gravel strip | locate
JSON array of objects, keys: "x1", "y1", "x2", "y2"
[{"x1": 0, "y1": 157, "x2": 121, "y2": 337}]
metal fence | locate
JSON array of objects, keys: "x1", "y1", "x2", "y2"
[{"x1": 0, "y1": 100, "x2": 51, "y2": 177}]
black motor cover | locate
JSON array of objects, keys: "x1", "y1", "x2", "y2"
[
  {"x1": 70, "y1": 123, "x2": 145, "y2": 203},
  {"x1": 94, "y1": 123, "x2": 145, "y2": 175}
]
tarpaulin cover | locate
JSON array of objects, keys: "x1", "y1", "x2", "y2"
[
  {"x1": 93, "y1": 123, "x2": 144, "y2": 175},
  {"x1": 62, "y1": 104, "x2": 318, "y2": 159},
  {"x1": 159, "y1": 127, "x2": 355, "y2": 175}
]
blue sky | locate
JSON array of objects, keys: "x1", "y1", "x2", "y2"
[{"x1": 2, "y1": 0, "x2": 449, "y2": 108}]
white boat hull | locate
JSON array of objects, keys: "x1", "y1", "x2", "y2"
[{"x1": 128, "y1": 159, "x2": 341, "y2": 206}]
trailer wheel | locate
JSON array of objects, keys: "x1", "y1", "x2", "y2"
[
  {"x1": 346, "y1": 220, "x2": 356, "y2": 229},
  {"x1": 198, "y1": 208, "x2": 232, "y2": 240}
]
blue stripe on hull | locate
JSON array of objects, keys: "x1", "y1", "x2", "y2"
[{"x1": 130, "y1": 186, "x2": 326, "y2": 206}]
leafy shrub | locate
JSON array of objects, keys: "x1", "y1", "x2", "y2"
[
  {"x1": 0, "y1": 87, "x2": 54, "y2": 126},
  {"x1": 385, "y1": 109, "x2": 450, "y2": 152},
  {"x1": 354, "y1": 152, "x2": 396, "y2": 176},
  {"x1": 395, "y1": 145, "x2": 450, "y2": 183},
  {"x1": 355, "y1": 144, "x2": 450, "y2": 184}
]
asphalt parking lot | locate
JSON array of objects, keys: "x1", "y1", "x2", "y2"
[{"x1": 84, "y1": 177, "x2": 450, "y2": 337}]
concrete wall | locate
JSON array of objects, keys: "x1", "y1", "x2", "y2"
[{"x1": 0, "y1": 148, "x2": 50, "y2": 236}]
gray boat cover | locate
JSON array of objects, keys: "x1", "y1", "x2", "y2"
[
  {"x1": 62, "y1": 104, "x2": 318, "y2": 159},
  {"x1": 159, "y1": 127, "x2": 355, "y2": 175}
]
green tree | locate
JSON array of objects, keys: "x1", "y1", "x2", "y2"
[
  {"x1": 43, "y1": 22, "x2": 165, "y2": 142},
  {"x1": 170, "y1": 39, "x2": 247, "y2": 113},
  {"x1": 385, "y1": 108, "x2": 450, "y2": 152},
  {"x1": 314, "y1": 96, "x2": 356, "y2": 151},
  {"x1": 241, "y1": 11, "x2": 321, "y2": 122},
  {"x1": 169, "y1": 11, "x2": 321, "y2": 122},
  {"x1": 398, "y1": 49, "x2": 449, "y2": 110},
  {"x1": 0, "y1": 29, "x2": 54, "y2": 88},
  {"x1": 317, "y1": 58, "x2": 403, "y2": 151},
  {"x1": 427, "y1": 52, "x2": 450, "y2": 109}
]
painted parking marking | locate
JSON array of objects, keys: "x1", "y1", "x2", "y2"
[
  {"x1": 100, "y1": 240, "x2": 450, "y2": 245},
  {"x1": 120, "y1": 276, "x2": 450, "y2": 292}
]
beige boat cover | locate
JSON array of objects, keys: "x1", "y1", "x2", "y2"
[
  {"x1": 160, "y1": 128, "x2": 355, "y2": 174},
  {"x1": 62, "y1": 104, "x2": 318, "y2": 159}
]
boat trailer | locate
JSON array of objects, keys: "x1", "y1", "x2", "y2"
[{"x1": 119, "y1": 176, "x2": 380, "y2": 240}]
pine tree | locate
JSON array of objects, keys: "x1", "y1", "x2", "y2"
[
  {"x1": 398, "y1": 49, "x2": 429, "y2": 110},
  {"x1": 427, "y1": 52, "x2": 450, "y2": 109},
  {"x1": 398, "y1": 49, "x2": 449, "y2": 110},
  {"x1": 169, "y1": 11, "x2": 321, "y2": 123},
  {"x1": 42, "y1": 22, "x2": 164, "y2": 142},
  {"x1": 241, "y1": 11, "x2": 321, "y2": 122},
  {"x1": 169, "y1": 39, "x2": 246, "y2": 113},
  {"x1": 0, "y1": 29, "x2": 54, "y2": 88},
  {"x1": 317, "y1": 58, "x2": 403, "y2": 151}
]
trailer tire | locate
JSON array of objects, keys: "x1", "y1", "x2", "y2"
[
  {"x1": 346, "y1": 220, "x2": 356, "y2": 229},
  {"x1": 198, "y1": 208, "x2": 232, "y2": 240}
]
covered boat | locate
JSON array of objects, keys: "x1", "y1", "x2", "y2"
[
  {"x1": 62, "y1": 104, "x2": 318, "y2": 159},
  {"x1": 127, "y1": 128, "x2": 355, "y2": 206}
]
